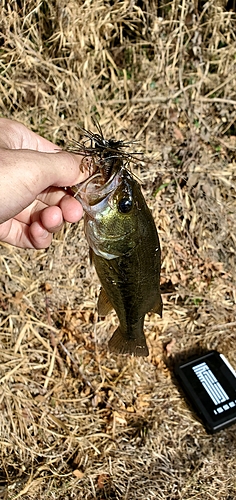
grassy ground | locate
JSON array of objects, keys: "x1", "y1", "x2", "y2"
[{"x1": 0, "y1": 1, "x2": 236, "y2": 498}]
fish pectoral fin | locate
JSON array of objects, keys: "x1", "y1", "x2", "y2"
[
  {"x1": 97, "y1": 287, "x2": 113, "y2": 316},
  {"x1": 151, "y1": 296, "x2": 163, "y2": 317},
  {"x1": 89, "y1": 247, "x2": 93, "y2": 265}
]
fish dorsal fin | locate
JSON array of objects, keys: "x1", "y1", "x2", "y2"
[{"x1": 97, "y1": 287, "x2": 113, "y2": 316}]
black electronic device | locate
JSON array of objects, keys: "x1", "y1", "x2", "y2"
[{"x1": 175, "y1": 350, "x2": 236, "y2": 433}]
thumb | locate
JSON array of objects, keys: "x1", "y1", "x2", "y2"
[
  {"x1": 38, "y1": 150, "x2": 89, "y2": 188},
  {"x1": 0, "y1": 149, "x2": 88, "y2": 223}
]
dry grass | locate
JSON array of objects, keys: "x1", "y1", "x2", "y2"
[{"x1": 0, "y1": 0, "x2": 236, "y2": 498}]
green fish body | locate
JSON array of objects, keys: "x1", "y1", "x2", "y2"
[{"x1": 74, "y1": 165, "x2": 162, "y2": 356}]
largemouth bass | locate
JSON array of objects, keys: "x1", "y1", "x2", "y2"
[{"x1": 72, "y1": 157, "x2": 162, "y2": 357}]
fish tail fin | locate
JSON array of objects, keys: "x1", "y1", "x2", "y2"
[{"x1": 108, "y1": 325, "x2": 149, "y2": 357}]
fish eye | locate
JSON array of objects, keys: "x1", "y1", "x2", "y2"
[{"x1": 118, "y1": 198, "x2": 133, "y2": 213}]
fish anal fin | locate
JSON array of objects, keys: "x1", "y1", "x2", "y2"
[
  {"x1": 97, "y1": 287, "x2": 113, "y2": 316},
  {"x1": 108, "y1": 326, "x2": 149, "y2": 357},
  {"x1": 151, "y1": 296, "x2": 163, "y2": 318}
]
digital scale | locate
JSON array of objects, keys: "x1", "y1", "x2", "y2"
[{"x1": 175, "y1": 351, "x2": 236, "y2": 433}]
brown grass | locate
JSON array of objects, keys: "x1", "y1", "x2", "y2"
[{"x1": 0, "y1": 0, "x2": 236, "y2": 499}]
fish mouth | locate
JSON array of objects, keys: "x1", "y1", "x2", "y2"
[{"x1": 73, "y1": 165, "x2": 122, "y2": 208}]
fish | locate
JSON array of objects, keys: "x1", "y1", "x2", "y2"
[{"x1": 71, "y1": 125, "x2": 162, "y2": 356}]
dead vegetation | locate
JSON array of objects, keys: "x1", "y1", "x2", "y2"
[{"x1": 0, "y1": 0, "x2": 236, "y2": 498}]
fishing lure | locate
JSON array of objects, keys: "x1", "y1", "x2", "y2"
[{"x1": 70, "y1": 118, "x2": 142, "y2": 182}]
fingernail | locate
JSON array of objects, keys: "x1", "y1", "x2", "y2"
[
  {"x1": 40, "y1": 228, "x2": 49, "y2": 239},
  {"x1": 50, "y1": 224, "x2": 63, "y2": 233}
]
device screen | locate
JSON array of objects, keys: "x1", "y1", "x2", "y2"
[{"x1": 175, "y1": 351, "x2": 236, "y2": 432}]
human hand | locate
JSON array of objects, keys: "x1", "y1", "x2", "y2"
[{"x1": 0, "y1": 118, "x2": 87, "y2": 249}]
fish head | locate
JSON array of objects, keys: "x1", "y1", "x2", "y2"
[{"x1": 73, "y1": 165, "x2": 142, "y2": 259}]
